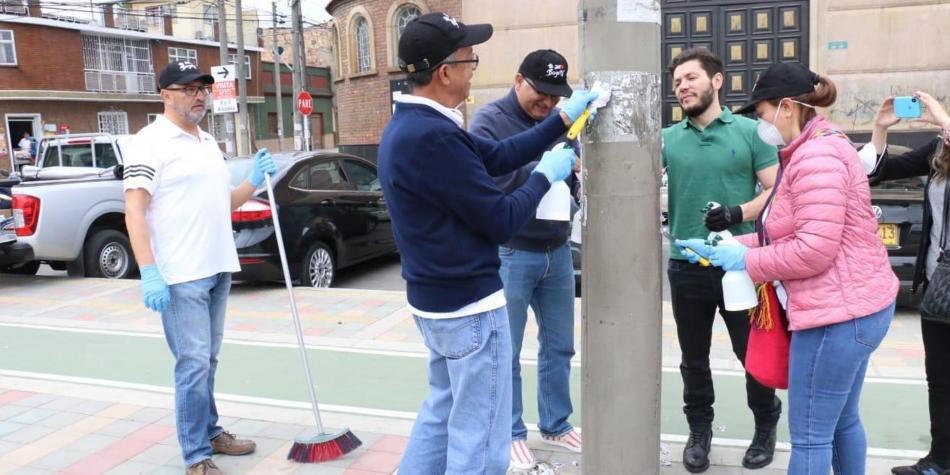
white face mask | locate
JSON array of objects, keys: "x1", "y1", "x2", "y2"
[{"x1": 756, "y1": 105, "x2": 786, "y2": 147}]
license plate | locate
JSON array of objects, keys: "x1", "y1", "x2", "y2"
[{"x1": 878, "y1": 224, "x2": 899, "y2": 246}]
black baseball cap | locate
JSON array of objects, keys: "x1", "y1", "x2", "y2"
[
  {"x1": 158, "y1": 61, "x2": 214, "y2": 90},
  {"x1": 398, "y1": 12, "x2": 493, "y2": 73},
  {"x1": 518, "y1": 49, "x2": 573, "y2": 97},
  {"x1": 735, "y1": 62, "x2": 820, "y2": 114}
]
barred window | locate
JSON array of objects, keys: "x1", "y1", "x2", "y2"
[
  {"x1": 82, "y1": 34, "x2": 155, "y2": 93},
  {"x1": 395, "y1": 5, "x2": 421, "y2": 40},
  {"x1": 98, "y1": 111, "x2": 129, "y2": 135}
]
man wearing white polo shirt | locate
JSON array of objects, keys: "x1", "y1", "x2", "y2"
[{"x1": 124, "y1": 61, "x2": 276, "y2": 475}]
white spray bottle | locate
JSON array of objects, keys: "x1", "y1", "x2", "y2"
[
  {"x1": 706, "y1": 202, "x2": 758, "y2": 311},
  {"x1": 536, "y1": 143, "x2": 572, "y2": 221}
]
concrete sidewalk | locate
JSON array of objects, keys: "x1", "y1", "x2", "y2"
[{"x1": 0, "y1": 275, "x2": 929, "y2": 473}]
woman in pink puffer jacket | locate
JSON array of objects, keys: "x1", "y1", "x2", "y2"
[{"x1": 679, "y1": 63, "x2": 898, "y2": 475}]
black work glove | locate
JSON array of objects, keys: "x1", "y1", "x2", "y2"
[{"x1": 704, "y1": 204, "x2": 743, "y2": 232}]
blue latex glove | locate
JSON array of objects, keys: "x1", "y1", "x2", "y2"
[
  {"x1": 710, "y1": 244, "x2": 748, "y2": 271},
  {"x1": 533, "y1": 147, "x2": 577, "y2": 183},
  {"x1": 140, "y1": 264, "x2": 170, "y2": 313},
  {"x1": 675, "y1": 239, "x2": 714, "y2": 264},
  {"x1": 249, "y1": 148, "x2": 277, "y2": 187},
  {"x1": 559, "y1": 89, "x2": 601, "y2": 122}
]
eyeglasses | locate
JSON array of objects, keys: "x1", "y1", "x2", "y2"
[
  {"x1": 441, "y1": 53, "x2": 479, "y2": 71},
  {"x1": 165, "y1": 85, "x2": 212, "y2": 96},
  {"x1": 524, "y1": 79, "x2": 559, "y2": 101}
]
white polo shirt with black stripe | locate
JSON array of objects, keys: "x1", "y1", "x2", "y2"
[{"x1": 123, "y1": 114, "x2": 240, "y2": 285}]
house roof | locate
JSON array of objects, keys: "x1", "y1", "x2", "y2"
[{"x1": 0, "y1": 13, "x2": 264, "y2": 52}]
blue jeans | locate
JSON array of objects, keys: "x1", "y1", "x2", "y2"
[
  {"x1": 499, "y1": 244, "x2": 576, "y2": 440},
  {"x1": 787, "y1": 302, "x2": 895, "y2": 475},
  {"x1": 400, "y1": 308, "x2": 512, "y2": 475},
  {"x1": 161, "y1": 272, "x2": 230, "y2": 465}
]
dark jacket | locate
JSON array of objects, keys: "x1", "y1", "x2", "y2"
[
  {"x1": 469, "y1": 89, "x2": 580, "y2": 251},
  {"x1": 868, "y1": 137, "x2": 941, "y2": 293},
  {"x1": 378, "y1": 100, "x2": 568, "y2": 312}
]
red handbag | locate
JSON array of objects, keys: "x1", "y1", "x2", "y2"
[{"x1": 746, "y1": 282, "x2": 790, "y2": 389}]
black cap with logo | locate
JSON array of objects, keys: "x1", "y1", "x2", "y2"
[
  {"x1": 158, "y1": 61, "x2": 215, "y2": 91},
  {"x1": 518, "y1": 49, "x2": 573, "y2": 98},
  {"x1": 735, "y1": 62, "x2": 819, "y2": 114},
  {"x1": 398, "y1": 12, "x2": 493, "y2": 73}
]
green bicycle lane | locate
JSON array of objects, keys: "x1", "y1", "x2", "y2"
[{"x1": 0, "y1": 324, "x2": 930, "y2": 452}]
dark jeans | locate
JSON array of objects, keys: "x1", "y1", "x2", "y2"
[
  {"x1": 922, "y1": 318, "x2": 950, "y2": 467},
  {"x1": 668, "y1": 259, "x2": 782, "y2": 431}
]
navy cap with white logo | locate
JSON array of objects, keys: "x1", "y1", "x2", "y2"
[
  {"x1": 398, "y1": 12, "x2": 493, "y2": 73},
  {"x1": 158, "y1": 61, "x2": 215, "y2": 90},
  {"x1": 518, "y1": 49, "x2": 573, "y2": 98}
]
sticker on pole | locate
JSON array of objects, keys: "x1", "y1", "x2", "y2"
[
  {"x1": 297, "y1": 91, "x2": 313, "y2": 116},
  {"x1": 211, "y1": 65, "x2": 237, "y2": 114},
  {"x1": 617, "y1": 0, "x2": 660, "y2": 24}
]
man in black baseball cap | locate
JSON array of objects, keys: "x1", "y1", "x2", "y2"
[
  {"x1": 380, "y1": 12, "x2": 599, "y2": 475},
  {"x1": 469, "y1": 48, "x2": 582, "y2": 470}
]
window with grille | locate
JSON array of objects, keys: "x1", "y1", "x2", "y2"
[
  {"x1": 355, "y1": 17, "x2": 371, "y2": 72},
  {"x1": 98, "y1": 111, "x2": 129, "y2": 135},
  {"x1": 168, "y1": 47, "x2": 197, "y2": 66},
  {"x1": 0, "y1": 30, "x2": 16, "y2": 65},
  {"x1": 82, "y1": 34, "x2": 155, "y2": 93},
  {"x1": 227, "y1": 53, "x2": 252, "y2": 79},
  {"x1": 395, "y1": 5, "x2": 421, "y2": 40},
  {"x1": 145, "y1": 7, "x2": 162, "y2": 26}
]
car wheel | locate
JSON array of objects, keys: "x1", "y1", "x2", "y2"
[
  {"x1": 84, "y1": 229, "x2": 137, "y2": 279},
  {"x1": 301, "y1": 242, "x2": 335, "y2": 288},
  {"x1": 1, "y1": 260, "x2": 39, "y2": 275}
]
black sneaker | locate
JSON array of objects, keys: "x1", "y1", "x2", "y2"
[
  {"x1": 742, "y1": 427, "x2": 776, "y2": 469},
  {"x1": 892, "y1": 455, "x2": 946, "y2": 475},
  {"x1": 683, "y1": 427, "x2": 712, "y2": 473}
]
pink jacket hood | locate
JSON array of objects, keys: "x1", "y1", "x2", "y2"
[{"x1": 737, "y1": 115, "x2": 898, "y2": 330}]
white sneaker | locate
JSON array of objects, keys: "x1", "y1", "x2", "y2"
[
  {"x1": 510, "y1": 439, "x2": 536, "y2": 470},
  {"x1": 541, "y1": 428, "x2": 582, "y2": 453}
]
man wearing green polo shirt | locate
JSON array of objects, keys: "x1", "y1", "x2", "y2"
[{"x1": 663, "y1": 48, "x2": 782, "y2": 473}]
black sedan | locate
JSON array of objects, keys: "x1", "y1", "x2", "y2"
[
  {"x1": 228, "y1": 152, "x2": 396, "y2": 287},
  {"x1": 872, "y1": 175, "x2": 925, "y2": 308}
]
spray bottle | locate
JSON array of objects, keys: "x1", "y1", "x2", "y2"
[
  {"x1": 706, "y1": 202, "x2": 758, "y2": 311},
  {"x1": 536, "y1": 142, "x2": 572, "y2": 221}
]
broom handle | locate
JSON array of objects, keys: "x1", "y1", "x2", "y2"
[{"x1": 263, "y1": 173, "x2": 326, "y2": 433}]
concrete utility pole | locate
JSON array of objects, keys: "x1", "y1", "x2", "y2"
[
  {"x1": 579, "y1": 0, "x2": 663, "y2": 473},
  {"x1": 271, "y1": 1, "x2": 284, "y2": 152},
  {"x1": 234, "y1": 0, "x2": 251, "y2": 154},
  {"x1": 290, "y1": 0, "x2": 308, "y2": 151},
  {"x1": 216, "y1": 0, "x2": 236, "y2": 154}
]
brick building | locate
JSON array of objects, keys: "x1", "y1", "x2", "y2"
[
  {"x1": 0, "y1": 7, "x2": 263, "y2": 174},
  {"x1": 259, "y1": 24, "x2": 336, "y2": 68},
  {"x1": 326, "y1": 0, "x2": 460, "y2": 160}
]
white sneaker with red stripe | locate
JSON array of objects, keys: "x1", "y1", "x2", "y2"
[
  {"x1": 541, "y1": 428, "x2": 582, "y2": 453},
  {"x1": 510, "y1": 438, "x2": 537, "y2": 470}
]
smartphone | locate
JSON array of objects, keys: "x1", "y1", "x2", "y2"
[{"x1": 893, "y1": 96, "x2": 922, "y2": 119}]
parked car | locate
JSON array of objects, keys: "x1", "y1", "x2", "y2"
[
  {"x1": 228, "y1": 151, "x2": 396, "y2": 287},
  {"x1": 1, "y1": 213, "x2": 34, "y2": 272},
  {"x1": 7, "y1": 133, "x2": 133, "y2": 277}
]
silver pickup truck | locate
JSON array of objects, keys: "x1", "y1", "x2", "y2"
[{"x1": 8, "y1": 133, "x2": 136, "y2": 278}]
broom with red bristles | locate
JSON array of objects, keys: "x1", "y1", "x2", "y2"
[{"x1": 262, "y1": 173, "x2": 362, "y2": 463}]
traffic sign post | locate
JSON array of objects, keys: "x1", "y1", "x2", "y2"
[
  {"x1": 297, "y1": 91, "x2": 313, "y2": 151},
  {"x1": 211, "y1": 65, "x2": 238, "y2": 114}
]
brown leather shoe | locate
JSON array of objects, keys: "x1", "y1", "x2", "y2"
[
  {"x1": 186, "y1": 459, "x2": 224, "y2": 475},
  {"x1": 211, "y1": 431, "x2": 256, "y2": 456}
]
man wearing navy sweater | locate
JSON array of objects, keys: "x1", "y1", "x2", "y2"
[
  {"x1": 469, "y1": 49, "x2": 583, "y2": 470},
  {"x1": 378, "y1": 12, "x2": 598, "y2": 474}
]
